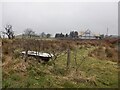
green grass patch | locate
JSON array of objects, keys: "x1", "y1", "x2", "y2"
[{"x1": 2, "y1": 46, "x2": 118, "y2": 88}]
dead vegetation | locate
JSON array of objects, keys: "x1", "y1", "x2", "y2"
[
  {"x1": 88, "y1": 44, "x2": 118, "y2": 62},
  {"x1": 2, "y1": 38, "x2": 119, "y2": 88}
]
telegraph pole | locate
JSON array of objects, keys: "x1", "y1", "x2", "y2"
[{"x1": 106, "y1": 27, "x2": 108, "y2": 36}]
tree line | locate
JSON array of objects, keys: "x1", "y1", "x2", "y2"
[
  {"x1": 55, "y1": 31, "x2": 79, "y2": 39},
  {"x1": 1, "y1": 24, "x2": 105, "y2": 39},
  {"x1": 1, "y1": 24, "x2": 52, "y2": 39}
]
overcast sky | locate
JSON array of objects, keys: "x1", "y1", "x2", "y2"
[{"x1": 0, "y1": 2, "x2": 118, "y2": 36}]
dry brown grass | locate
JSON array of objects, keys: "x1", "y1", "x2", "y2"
[
  {"x1": 88, "y1": 45, "x2": 118, "y2": 62},
  {"x1": 2, "y1": 38, "x2": 118, "y2": 62},
  {"x1": 2, "y1": 38, "x2": 119, "y2": 88}
]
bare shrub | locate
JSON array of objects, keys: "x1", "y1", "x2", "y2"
[{"x1": 2, "y1": 39, "x2": 14, "y2": 55}]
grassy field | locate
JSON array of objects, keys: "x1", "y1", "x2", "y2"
[{"x1": 2, "y1": 38, "x2": 119, "y2": 88}]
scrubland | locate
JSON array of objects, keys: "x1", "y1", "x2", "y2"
[{"x1": 1, "y1": 38, "x2": 119, "y2": 88}]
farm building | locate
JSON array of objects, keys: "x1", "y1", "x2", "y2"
[{"x1": 79, "y1": 29, "x2": 100, "y2": 39}]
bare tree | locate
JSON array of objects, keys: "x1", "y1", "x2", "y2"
[
  {"x1": 4, "y1": 24, "x2": 15, "y2": 39},
  {"x1": 24, "y1": 28, "x2": 35, "y2": 38}
]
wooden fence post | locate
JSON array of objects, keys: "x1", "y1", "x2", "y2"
[
  {"x1": 67, "y1": 47, "x2": 70, "y2": 68},
  {"x1": 74, "y1": 48, "x2": 77, "y2": 66},
  {"x1": 25, "y1": 49, "x2": 28, "y2": 62}
]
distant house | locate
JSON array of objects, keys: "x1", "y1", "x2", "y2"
[
  {"x1": 79, "y1": 29, "x2": 100, "y2": 39},
  {"x1": 107, "y1": 35, "x2": 118, "y2": 38}
]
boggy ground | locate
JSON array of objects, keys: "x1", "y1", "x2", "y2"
[{"x1": 1, "y1": 38, "x2": 119, "y2": 88}]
